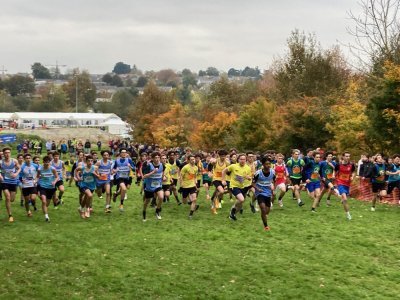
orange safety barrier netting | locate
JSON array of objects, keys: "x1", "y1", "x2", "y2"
[{"x1": 349, "y1": 178, "x2": 400, "y2": 205}]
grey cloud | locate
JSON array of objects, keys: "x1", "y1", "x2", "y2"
[{"x1": 0, "y1": 0, "x2": 362, "y2": 73}]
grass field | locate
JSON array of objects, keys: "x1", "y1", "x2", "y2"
[{"x1": 0, "y1": 185, "x2": 399, "y2": 299}]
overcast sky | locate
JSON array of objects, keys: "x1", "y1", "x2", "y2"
[{"x1": 0, "y1": 0, "x2": 362, "y2": 74}]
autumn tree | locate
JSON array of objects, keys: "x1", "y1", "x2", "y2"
[
  {"x1": 150, "y1": 102, "x2": 193, "y2": 147},
  {"x1": 366, "y1": 61, "x2": 400, "y2": 152},
  {"x1": 235, "y1": 97, "x2": 284, "y2": 151},
  {"x1": 194, "y1": 111, "x2": 238, "y2": 150},
  {"x1": 128, "y1": 82, "x2": 175, "y2": 142},
  {"x1": 3, "y1": 75, "x2": 35, "y2": 96},
  {"x1": 156, "y1": 69, "x2": 179, "y2": 87},
  {"x1": 62, "y1": 71, "x2": 96, "y2": 111},
  {"x1": 326, "y1": 77, "x2": 370, "y2": 156},
  {"x1": 31, "y1": 62, "x2": 52, "y2": 79},
  {"x1": 272, "y1": 30, "x2": 349, "y2": 102}
]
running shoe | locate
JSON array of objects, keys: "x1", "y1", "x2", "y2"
[
  {"x1": 27, "y1": 211, "x2": 32, "y2": 217},
  {"x1": 371, "y1": 207, "x2": 375, "y2": 212},
  {"x1": 278, "y1": 200, "x2": 283, "y2": 207},
  {"x1": 250, "y1": 202, "x2": 256, "y2": 213},
  {"x1": 264, "y1": 226, "x2": 271, "y2": 231},
  {"x1": 326, "y1": 199, "x2": 331, "y2": 206},
  {"x1": 8, "y1": 216, "x2": 14, "y2": 223},
  {"x1": 346, "y1": 212, "x2": 352, "y2": 220},
  {"x1": 112, "y1": 193, "x2": 117, "y2": 203},
  {"x1": 124, "y1": 194, "x2": 128, "y2": 200},
  {"x1": 105, "y1": 208, "x2": 111, "y2": 213},
  {"x1": 298, "y1": 201, "x2": 305, "y2": 207},
  {"x1": 45, "y1": 217, "x2": 50, "y2": 222},
  {"x1": 99, "y1": 196, "x2": 103, "y2": 199},
  {"x1": 229, "y1": 211, "x2": 237, "y2": 221},
  {"x1": 211, "y1": 207, "x2": 218, "y2": 215},
  {"x1": 155, "y1": 211, "x2": 162, "y2": 220},
  {"x1": 119, "y1": 204, "x2": 124, "y2": 212}
]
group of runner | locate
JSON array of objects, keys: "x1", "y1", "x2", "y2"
[{"x1": 1, "y1": 145, "x2": 399, "y2": 231}]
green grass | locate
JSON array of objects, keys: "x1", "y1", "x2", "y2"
[{"x1": 0, "y1": 185, "x2": 399, "y2": 299}]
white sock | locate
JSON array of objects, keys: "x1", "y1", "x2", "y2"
[
  {"x1": 45, "y1": 214, "x2": 49, "y2": 218},
  {"x1": 297, "y1": 199, "x2": 301, "y2": 203}
]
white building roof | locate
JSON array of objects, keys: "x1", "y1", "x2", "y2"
[
  {"x1": 101, "y1": 118, "x2": 127, "y2": 125},
  {"x1": 0, "y1": 113, "x2": 13, "y2": 120},
  {"x1": 12, "y1": 112, "x2": 118, "y2": 120}
]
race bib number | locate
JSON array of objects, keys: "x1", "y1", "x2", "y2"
[
  {"x1": 187, "y1": 173, "x2": 195, "y2": 180},
  {"x1": 339, "y1": 173, "x2": 350, "y2": 181},
  {"x1": 99, "y1": 174, "x2": 108, "y2": 181},
  {"x1": 292, "y1": 166, "x2": 300, "y2": 174},
  {"x1": 119, "y1": 171, "x2": 129, "y2": 178},
  {"x1": 276, "y1": 172, "x2": 284, "y2": 179},
  {"x1": 84, "y1": 176, "x2": 94, "y2": 183},
  {"x1": 235, "y1": 175, "x2": 244, "y2": 183},
  {"x1": 215, "y1": 171, "x2": 222, "y2": 178},
  {"x1": 151, "y1": 180, "x2": 161, "y2": 188},
  {"x1": 311, "y1": 173, "x2": 319, "y2": 179},
  {"x1": 4, "y1": 170, "x2": 14, "y2": 179}
]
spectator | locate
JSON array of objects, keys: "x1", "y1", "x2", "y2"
[
  {"x1": 84, "y1": 139, "x2": 91, "y2": 154},
  {"x1": 97, "y1": 140, "x2": 102, "y2": 151}
]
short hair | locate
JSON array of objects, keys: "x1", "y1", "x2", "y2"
[
  {"x1": 218, "y1": 149, "x2": 228, "y2": 156},
  {"x1": 151, "y1": 151, "x2": 161, "y2": 159},
  {"x1": 86, "y1": 155, "x2": 93, "y2": 160},
  {"x1": 17, "y1": 154, "x2": 24, "y2": 159},
  {"x1": 392, "y1": 154, "x2": 400, "y2": 159},
  {"x1": 33, "y1": 156, "x2": 40, "y2": 161},
  {"x1": 53, "y1": 151, "x2": 60, "y2": 156},
  {"x1": 43, "y1": 156, "x2": 51, "y2": 163},
  {"x1": 101, "y1": 150, "x2": 111, "y2": 156},
  {"x1": 2, "y1": 147, "x2": 11, "y2": 152},
  {"x1": 23, "y1": 153, "x2": 32, "y2": 158},
  {"x1": 238, "y1": 153, "x2": 247, "y2": 160},
  {"x1": 261, "y1": 156, "x2": 271, "y2": 164}
]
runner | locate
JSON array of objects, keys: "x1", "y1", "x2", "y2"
[
  {"x1": 202, "y1": 154, "x2": 212, "y2": 201},
  {"x1": 112, "y1": 148, "x2": 135, "y2": 212},
  {"x1": 0, "y1": 147, "x2": 21, "y2": 222},
  {"x1": 319, "y1": 151, "x2": 339, "y2": 206},
  {"x1": 20, "y1": 153, "x2": 39, "y2": 217},
  {"x1": 75, "y1": 155, "x2": 98, "y2": 218},
  {"x1": 51, "y1": 152, "x2": 65, "y2": 207},
  {"x1": 223, "y1": 153, "x2": 252, "y2": 221},
  {"x1": 252, "y1": 156, "x2": 275, "y2": 231},
  {"x1": 274, "y1": 153, "x2": 289, "y2": 207},
  {"x1": 17, "y1": 153, "x2": 24, "y2": 207},
  {"x1": 64, "y1": 154, "x2": 75, "y2": 187},
  {"x1": 179, "y1": 154, "x2": 200, "y2": 219},
  {"x1": 95, "y1": 150, "x2": 113, "y2": 213},
  {"x1": 209, "y1": 149, "x2": 229, "y2": 214},
  {"x1": 286, "y1": 149, "x2": 305, "y2": 207},
  {"x1": 166, "y1": 151, "x2": 182, "y2": 205},
  {"x1": 307, "y1": 152, "x2": 323, "y2": 212},
  {"x1": 386, "y1": 154, "x2": 400, "y2": 205},
  {"x1": 161, "y1": 153, "x2": 172, "y2": 202},
  {"x1": 37, "y1": 156, "x2": 59, "y2": 222},
  {"x1": 142, "y1": 152, "x2": 165, "y2": 221},
  {"x1": 370, "y1": 154, "x2": 387, "y2": 211},
  {"x1": 335, "y1": 151, "x2": 355, "y2": 220}
]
